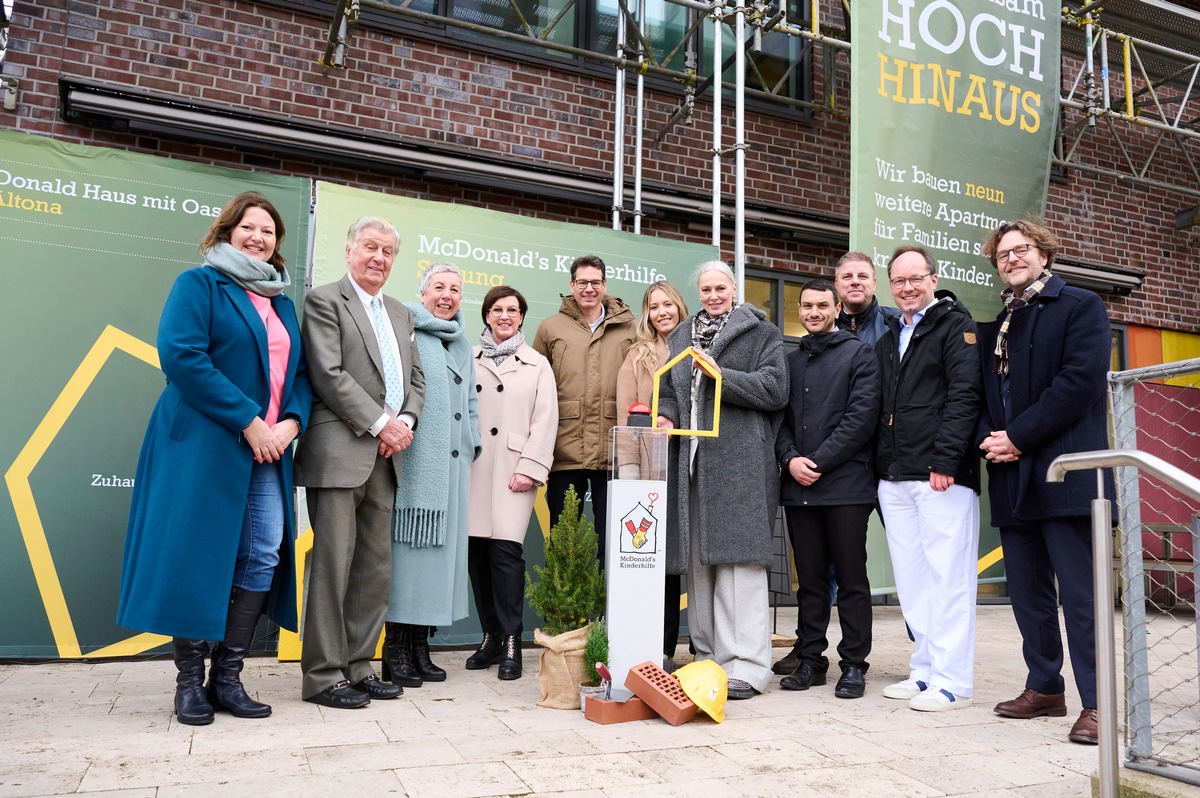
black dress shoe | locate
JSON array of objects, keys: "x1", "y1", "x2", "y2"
[
  {"x1": 353, "y1": 674, "x2": 402, "y2": 699},
  {"x1": 834, "y1": 666, "x2": 866, "y2": 699},
  {"x1": 780, "y1": 662, "x2": 827, "y2": 691},
  {"x1": 304, "y1": 680, "x2": 370, "y2": 709}
]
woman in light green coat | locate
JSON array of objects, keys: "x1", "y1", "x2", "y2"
[{"x1": 383, "y1": 263, "x2": 481, "y2": 687}]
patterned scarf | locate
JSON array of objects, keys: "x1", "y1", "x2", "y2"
[
  {"x1": 691, "y1": 300, "x2": 739, "y2": 351},
  {"x1": 994, "y1": 270, "x2": 1053, "y2": 375},
  {"x1": 479, "y1": 327, "x2": 525, "y2": 365},
  {"x1": 203, "y1": 242, "x2": 290, "y2": 297}
]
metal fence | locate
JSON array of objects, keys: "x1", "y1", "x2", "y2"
[{"x1": 1110, "y1": 357, "x2": 1200, "y2": 784}]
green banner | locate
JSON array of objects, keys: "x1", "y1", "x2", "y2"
[
  {"x1": 303, "y1": 181, "x2": 716, "y2": 646},
  {"x1": 850, "y1": 0, "x2": 1057, "y2": 594},
  {"x1": 850, "y1": 0, "x2": 1060, "y2": 318},
  {"x1": 311, "y1": 181, "x2": 715, "y2": 329},
  {"x1": 0, "y1": 129, "x2": 310, "y2": 658}
]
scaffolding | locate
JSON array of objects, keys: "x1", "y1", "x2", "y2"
[{"x1": 319, "y1": 0, "x2": 1200, "y2": 288}]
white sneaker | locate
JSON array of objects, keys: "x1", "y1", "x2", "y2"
[
  {"x1": 882, "y1": 677, "x2": 928, "y2": 700},
  {"x1": 909, "y1": 686, "x2": 972, "y2": 712}
]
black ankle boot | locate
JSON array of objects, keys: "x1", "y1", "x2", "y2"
[
  {"x1": 174, "y1": 637, "x2": 214, "y2": 726},
  {"x1": 465, "y1": 632, "x2": 503, "y2": 670},
  {"x1": 497, "y1": 634, "x2": 522, "y2": 681},
  {"x1": 411, "y1": 625, "x2": 447, "y2": 682},
  {"x1": 381, "y1": 622, "x2": 422, "y2": 688},
  {"x1": 207, "y1": 588, "x2": 271, "y2": 718}
]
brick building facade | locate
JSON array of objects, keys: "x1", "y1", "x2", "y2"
[{"x1": 2, "y1": 0, "x2": 1197, "y2": 337}]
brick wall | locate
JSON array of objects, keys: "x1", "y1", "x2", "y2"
[{"x1": 2, "y1": 0, "x2": 1196, "y2": 332}]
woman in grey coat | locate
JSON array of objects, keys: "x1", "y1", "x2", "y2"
[
  {"x1": 383, "y1": 263, "x2": 482, "y2": 687},
  {"x1": 656, "y1": 261, "x2": 789, "y2": 699}
]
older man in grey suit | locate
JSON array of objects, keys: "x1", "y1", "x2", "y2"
[{"x1": 295, "y1": 217, "x2": 425, "y2": 709}]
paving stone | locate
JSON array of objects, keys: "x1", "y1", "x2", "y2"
[
  {"x1": 506, "y1": 752, "x2": 661, "y2": 792},
  {"x1": 394, "y1": 760, "x2": 530, "y2": 797}
]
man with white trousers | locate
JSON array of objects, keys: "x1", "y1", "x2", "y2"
[{"x1": 874, "y1": 246, "x2": 983, "y2": 711}]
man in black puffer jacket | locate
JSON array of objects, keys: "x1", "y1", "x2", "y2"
[
  {"x1": 874, "y1": 246, "x2": 982, "y2": 713},
  {"x1": 776, "y1": 279, "x2": 880, "y2": 699}
]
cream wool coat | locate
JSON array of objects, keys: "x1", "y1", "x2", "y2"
[{"x1": 468, "y1": 343, "x2": 559, "y2": 543}]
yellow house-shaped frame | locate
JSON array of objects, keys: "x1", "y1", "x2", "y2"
[{"x1": 649, "y1": 346, "x2": 722, "y2": 438}]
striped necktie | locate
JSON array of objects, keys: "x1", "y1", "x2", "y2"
[{"x1": 372, "y1": 296, "x2": 403, "y2": 410}]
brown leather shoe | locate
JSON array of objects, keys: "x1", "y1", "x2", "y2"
[
  {"x1": 1069, "y1": 707, "x2": 1099, "y2": 745},
  {"x1": 772, "y1": 645, "x2": 802, "y2": 675},
  {"x1": 993, "y1": 689, "x2": 1067, "y2": 719}
]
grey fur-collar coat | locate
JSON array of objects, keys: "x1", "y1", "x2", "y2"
[{"x1": 657, "y1": 303, "x2": 789, "y2": 573}]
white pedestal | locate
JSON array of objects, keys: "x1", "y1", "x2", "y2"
[{"x1": 604, "y1": 478, "x2": 668, "y2": 701}]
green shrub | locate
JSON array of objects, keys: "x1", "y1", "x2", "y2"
[
  {"x1": 525, "y1": 485, "x2": 606, "y2": 636},
  {"x1": 583, "y1": 618, "x2": 609, "y2": 687}
]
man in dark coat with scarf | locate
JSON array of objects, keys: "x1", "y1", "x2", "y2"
[
  {"x1": 977, "y1": 219, "x2": 1112, "y2": 745},
  {"x1": 876, "y1": 246, "x2": 982, "y2": 712},
  {"x1": 776, "y1": 279, "x2": 880, "y2": 699}
]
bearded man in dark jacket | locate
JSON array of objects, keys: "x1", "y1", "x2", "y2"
[
  {"x1": 977, "y1": 219, "x2": 1111, "y2": 746},
  {"x1": 875, "y1": 246, "x2": 982, "y2": 713}
]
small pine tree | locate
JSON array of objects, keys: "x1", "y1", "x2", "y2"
[
  {"x1": 583, "y1": 618, "x2": 609, "y2": 687},
  {"x1": 526, "y1": 485, "x2": 606, "y2": 636}
]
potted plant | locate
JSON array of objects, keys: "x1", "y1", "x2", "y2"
[
  {"x1": 527, "y1": 485, "x2": 606, "y2": 709},
  {"x1": 579, "y1": 618, "x2": 609, "y2": 710}
]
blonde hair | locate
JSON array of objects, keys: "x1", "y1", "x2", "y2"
[{"x1": 628, "y1": 280, "x2": 689, "y2": 373}]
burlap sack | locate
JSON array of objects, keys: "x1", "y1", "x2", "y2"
[{"x1": 534, "y1": 626, "x2": 589, "y2": 709}]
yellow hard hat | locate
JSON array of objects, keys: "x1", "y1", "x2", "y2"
[{"x1": 673, "y1": 659, "x2": 727, "y2": 723}]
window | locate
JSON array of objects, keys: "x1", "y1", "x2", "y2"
[
  {"x1": 439, "y1": 0, "x2": 577, "y2": 49},
  {"x1": 746, "y1": 269, "x2": 813, "y2": 341},
  {"x1": 356, "y1": 0, "x2": 811, "y2": 107}
]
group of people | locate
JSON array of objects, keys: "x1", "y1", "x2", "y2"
[
  {"x1": 766, "y1": 227, "x2": 1110, "y2": 747},
  {"x1": 115, "y1": 192, "x2": 1110, "y2": 748},
  {"x1": 116, "y1": 198, "x2": 561, "y2": 720}
]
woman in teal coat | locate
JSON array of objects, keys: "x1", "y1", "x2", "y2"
[
  {"x1": 383, "y1": 262, "x2": 482, "y2": 687},
  {"x1": 118, "y1": 192, "x2": 311, "y2": 726}
]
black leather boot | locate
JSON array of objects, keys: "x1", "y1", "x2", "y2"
[
  {"x1": 207, "y1": 588, "x2": 271, "y2": 718},
  {"x1": 174, "y1": 637, "x2": 214, "y2": 726},
  {"x1": 381, "y1": 622, "x2": 423, "y2": 688},
  {"x1": 497, "y1": 634, "x2": 522, "y2": 681},
  {"x1": 465, "y1": 632, "x2": 503, "y2": 670},
  {"x1": 411, "y1": 625, "x2": 447, "y2": 682}
]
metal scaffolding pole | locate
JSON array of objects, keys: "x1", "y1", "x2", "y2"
[
  {"x1": 734, "y1": 1, "x2": 746, "y2": 293},
  {"x1": 711, "y1": 1, "x2": 724, "y2": 250},
  {"x1": 634, "y1": 0, "x2": 647, "y2": 234},
  {"x1": 613, "y1": 3, "x2": 628, "y2": 230}
]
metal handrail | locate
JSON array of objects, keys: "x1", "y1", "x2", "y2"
[
  {"x1": 1048, "y1": 449, "x2": 1200, "y2": 498},
  {"x1": 1047, "y1": 449, "x2": 1200, "y2": 798}
]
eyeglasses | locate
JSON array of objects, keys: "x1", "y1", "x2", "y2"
[
  {"x1": 572, "y1": 279, "x2": 605, "y2": 289},
  {"x1": 488, "y1": 307, "x2": 522, "y2": 317},
  {"x1": 995, "y1": 244, "x2": 1036, "y2": 263},
  {"x1": 889, "y1": 273, "x2": 932, "y2": 289}
]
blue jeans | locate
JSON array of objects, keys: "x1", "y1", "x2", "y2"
[{"x1": 233, "y1": 461, "x2": 285, "y2": 593}]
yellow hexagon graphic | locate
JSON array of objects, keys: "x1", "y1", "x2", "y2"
[{"x1": 4, "y1": 325, "x2": 169, "y2": 659}]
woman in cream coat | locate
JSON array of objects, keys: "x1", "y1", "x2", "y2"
[{"x1": 466, "y1": 285, "x2": 558, "y2": 680}]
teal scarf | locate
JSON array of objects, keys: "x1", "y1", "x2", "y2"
[
  {"x1": 203, "y1": 242, "x2": 290, "y2": 297},
  {"x1": 392, "y1": 304, "x2": 464, "y2": 548}
]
